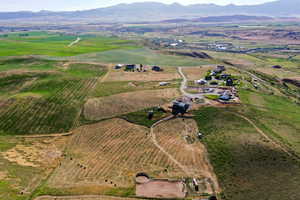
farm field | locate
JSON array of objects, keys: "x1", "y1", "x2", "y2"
[
  {"x1": 84, "y1": 88, "x2": 180, "y2": 121},
  {"x1": 72, "y1": 48, "x2": 212, "y2": 67},
  {"x1": 0, "y1": 135, "x2": 67, "y2": 200},
  {"x1": 153, "y1": 118, "x2": 220, "y2": 194},
  {"x1": 92, "y1": 80, "x2": 180, "y2": 98},
  {"x1": 0, "y1": 21, "x2": 300, "y2": 200},
  {"x1": 104, "y1": 65, "x2": 180, "y2": 82},
  {"x1": 193, "y1": 106, "x2": 300, "y2": 200},
  {"x1": 0, "y1": 57, "x2": 107, "y2": 135},
  {"x1": 0, "y1": 32, "x2": 138, "y2": 57},
  {"x1": 45, "y1": 118, "x2": 186, "y2": 194}
]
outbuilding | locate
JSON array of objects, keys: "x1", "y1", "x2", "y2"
[
  {"x1": 152, "y1": 66, "x2": 163, "y2": 72},
  {"x1": 125, "y1": 64, "x2": 136, "y2": 71}
]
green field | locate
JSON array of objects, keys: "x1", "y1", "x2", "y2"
[
  {"x1": 0, "y1": 58, "x2": 107, "y2": 135},
  {"x1": 72, "y1": 48, "x2": 213, "y2": 66},
  {"x1": 193, "y1": 105, "x2": 300, "y2": 200},
  {"x1": 0, "y1": 32, "x2": 138, "y2": 57}
]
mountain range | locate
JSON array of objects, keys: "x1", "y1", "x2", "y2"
[{"x1": 0, "y1": 0, "x2": 299, "y2": 22}]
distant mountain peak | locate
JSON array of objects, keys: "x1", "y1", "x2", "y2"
[{"x1": 0, "y1": 0, "x2": 299, "y2": 22}]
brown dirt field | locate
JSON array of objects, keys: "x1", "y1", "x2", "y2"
[
  {"x1": 47, "y1": 118, "x2": 186, "y2": 189},
  {"x1": 181, "y1": 66, "x2": 213, "y2": 80},
  {"x1": 84, "y1": 88, "x2": 180, "y2": 121},
  {"x1": 153, "y1": 118, "x2": 220, "y2": 194},
  {"x1": 35, "y1": 195, "x2": 145, "y2": 200},
  {"x1": 104, "y1": 67, "x2": 180, "y2": 82},
  {"x1": 136, "y1": 179, "x2": 186, "y2": 199}
]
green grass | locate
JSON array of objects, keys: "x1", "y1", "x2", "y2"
[
  {"x1": 204, "y1": 94, "x2": 220, "y2": 100},
  {"x1": 239, "y1": 89, "x2": 300, "y2": 154},
  {"x1": 0, "y1": 32, "x2": 138, "y2": 57},
  {"x1": 0, "y1": 57, "x2": 58, "y2": 72},
  {"x1": 193, "y1": 107, "x2": 300, "y2": 200},
  {"x1": 73, "y1": 48, "x2": 213, "y2": 67},
  {"x1": 0, "y1": 136, "x2": 43, "y2": 200},
  {"x1": 0, "y1": 58, "x2": 107, "y2": 135},
  {"x1": 121, "y1": 107, "x2": 168, "y2": 128}
]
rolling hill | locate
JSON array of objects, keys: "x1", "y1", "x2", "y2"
[{"x1": 0, "y1": 0, "x2": 299, "y2": 22}]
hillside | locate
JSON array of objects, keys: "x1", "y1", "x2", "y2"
[{"x1": 0, "y1": 0, "x2": 299, "y2": 22}]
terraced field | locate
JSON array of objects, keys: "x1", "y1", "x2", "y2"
[
  {"x1": 0, "y1": 58, "x2": 107, "y2": 135},
  {"x1": 47, "y1": 118, "x2": 186, "y2": 190}
]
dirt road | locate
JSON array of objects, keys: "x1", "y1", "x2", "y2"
[
  {"x1": 232, "y1": 112, "x2": 298, "y2": 159},
  {"x1": 150, "y1": 115, "x2": 192, "y2": 176},
  {"x1": 68, "y1": 37, "x2": 81, "y2": 47}
]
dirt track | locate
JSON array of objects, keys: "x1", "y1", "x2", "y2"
[
  {"x1": 150, "y1": 115, "x2": 191, "y2": 175},
  {"x1": 232, "y1": 112, "x2": 298, "y2": 159}
]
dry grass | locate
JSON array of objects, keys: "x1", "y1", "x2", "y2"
[
  {"x1": 104, "y1": 66, "x2": 180, "y2": 82},
  {"x1": 2, "y1": 137, "x2": 66, "y2": 169},
  {"x1": 47, "y1": 118, "x2": 186, "y2": 189},
  {"x1": 153, "y1": 118, "x2": 220, "y2": 194},
  {"x1": 181, "y1": 65, "x2": 214, "y2": 80},
  {"x1": 256, "y1": 67, "x2": 298, "y2": 79},
  {"x1": 84, "y1": 88, "x2": 180, "y2": 121},
  {"x1": 0, "y1": 136, "x2": 67, "y2": 199}
]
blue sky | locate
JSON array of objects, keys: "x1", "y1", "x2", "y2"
[{"x1": 1, "y1": 0, "x2": 275, "y2": 12}]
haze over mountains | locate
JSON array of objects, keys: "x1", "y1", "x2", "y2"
[{"x1": 0, "y1": 0, "x2": 299, "y2": 22}]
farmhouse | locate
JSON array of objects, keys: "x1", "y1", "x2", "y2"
[
  {"x1": 219, "y1": 91, "x2": 232, "y2": 101},
  {"x1": 171, "y1": 100, "x2": 190, "y2": 115},
  {"x1": 135, "y1": 173, "x2": 187, "y2": 199}
]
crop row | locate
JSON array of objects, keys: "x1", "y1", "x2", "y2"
[
  {"x1": 0, "y1": 77, "x2": 98, "y2": 134},
  {"x1": 48, "y1": 119, "x2": 185, "y2": 188}
]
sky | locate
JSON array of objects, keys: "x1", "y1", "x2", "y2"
[{"x1": 1, "y1": 0, "x2": 276, "y2": 12}]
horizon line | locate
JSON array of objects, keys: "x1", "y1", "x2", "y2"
[{"x1": 0, "y1": 0, "x2": 277, "y2": 13}]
